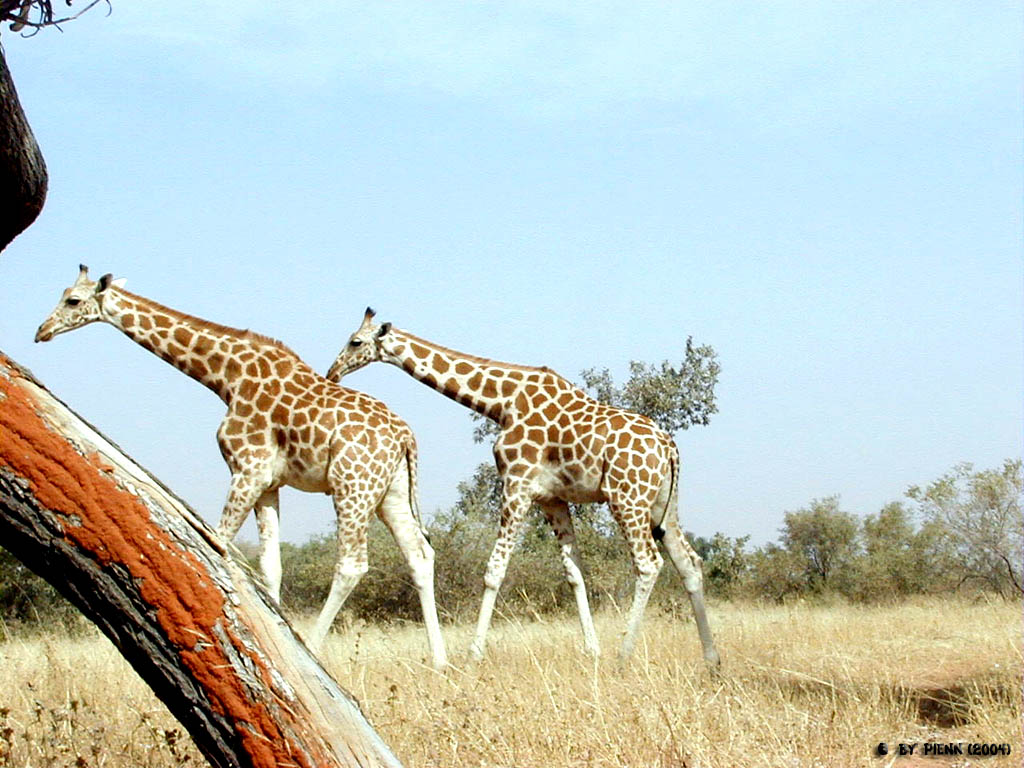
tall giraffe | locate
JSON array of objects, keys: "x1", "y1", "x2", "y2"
[
  {"x1": 35, "y1": 267, "x2": 447, "y2": 668},
  {"x1": 327, "y1": 308, "x2": 720, "y2": 665}
]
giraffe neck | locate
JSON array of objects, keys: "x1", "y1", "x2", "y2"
[
  {"x1": 381, "y1": 329, "x2": 540, "y2": 422},
  {"x1": 98, "y1": 287, "x2": 289, "y2": 404}
]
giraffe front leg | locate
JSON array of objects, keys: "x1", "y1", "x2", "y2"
[
  {"x1": 470, "y1": 490, "x2": 531, "y2": 661},
  {"x1": 540, "y1": 501, "x2": 599, "y2": 657}
]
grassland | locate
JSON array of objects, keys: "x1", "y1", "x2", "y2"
[{"x1": 0, "y1": 597, "x2": 1019, "y2": 767}]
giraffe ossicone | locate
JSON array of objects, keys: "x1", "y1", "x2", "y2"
[
  {"x1": 36, "y1": 268, "x2": 448, "y2": 669},
  {"x1": 328, "y1": 307, "x2": 720, "y2": 667}
]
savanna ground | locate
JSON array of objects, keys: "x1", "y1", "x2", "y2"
[{"x1": 0, "y1": 597, "x2": 1018, "y2": 768}]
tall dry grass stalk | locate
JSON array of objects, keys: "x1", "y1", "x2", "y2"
[{"x1": 0, "y1": 597, "x2": 1019, "y2": 767}]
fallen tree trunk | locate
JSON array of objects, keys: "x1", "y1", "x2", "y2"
[{"x1": 0, "y1": 350, "x2": 403, "y2": 768}]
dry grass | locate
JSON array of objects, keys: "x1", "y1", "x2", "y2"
[{"x1": 0, "y1": 597, "x2": 1019, "y2": 767}]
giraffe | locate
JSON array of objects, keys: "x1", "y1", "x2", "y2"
[
  {"x1": 326, "y1": 308, "x2": 720, "y2": 666},
  {"x1": 35, "y1": 267, "x2": 447, "y2": 668}
]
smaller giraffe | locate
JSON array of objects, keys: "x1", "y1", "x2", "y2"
[
  {"x1": 35, "y1": 268, "x2": 447, "y2": 668},
  {"x1": 327, "y1": 309, "x2": 720, "y2": 666}
]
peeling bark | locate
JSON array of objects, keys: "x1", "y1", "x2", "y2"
[
  {"x1": 0, "y1": 42, "x2": 47, "y2": 252},
  {"x1": 0, "y1": 351, "x2": 403, "y2": 768}
]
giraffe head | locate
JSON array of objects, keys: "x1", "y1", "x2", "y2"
[
  {"x1": 35, "y1": 265, "x2": 123, "y2": 342},
  {"x1": 326, "y1": 307, "x2": 392, "y2": 381}
]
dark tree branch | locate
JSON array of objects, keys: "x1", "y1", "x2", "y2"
[
  {"x1": 0, "y1": 43, "x2": 47, "y2": 252},
  {"x1": 996, "y1": 551, "x2": 1024, "y2": 596}
]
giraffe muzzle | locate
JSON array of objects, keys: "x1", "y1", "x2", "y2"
[{"x1": 325, "y1": 362, "x2": 345, "y2": 382}]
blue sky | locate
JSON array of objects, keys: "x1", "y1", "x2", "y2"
[{"x1": 2, "y1": 2, "x2": 1020, "y2": 546}]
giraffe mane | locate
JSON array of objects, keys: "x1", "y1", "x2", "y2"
[
  {"x1": 116, "y1": 288, "x2": 302, "y2": 359},
  {"x1": 398, "y1": 329, "x2": 561, "y2": 378}
]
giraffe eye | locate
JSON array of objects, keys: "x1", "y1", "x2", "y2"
[
  {"x1": 350, "y1": 338, "x2": 363, "y2": 348},
  {"x1": 66, "y1": 297, "x2": 81, "y2": 307}
]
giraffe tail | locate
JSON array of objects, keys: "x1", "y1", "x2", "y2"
[
  {"x1": 651, "y1": 440, "x2": 680, "y2": 540},
  {"x1": 404, "y1": 438, "x2": 430, "y2": 540}
]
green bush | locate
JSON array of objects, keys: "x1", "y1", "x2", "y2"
[{"x1": 4, "y1": 459, "x2": 1017, "y2": 637}]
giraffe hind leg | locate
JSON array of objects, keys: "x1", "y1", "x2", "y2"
[
  {"x1": 661, "y1": 521, "x2": 721, "y2": 667},
  {"x1": 618, "y1": 525, "x2": 663, "y2": 662},
  {"x1": 470, "y1": 488, "x2": 531, "y2": 661},
  {"x1": 606, "y1": 497, "x2": 666, "y2": 662},
  {"x1": 307, "y1": 493, "x2": 373, "y2": 655},
  {"x1": 376, "y1": 458, "x2": 448, "y2": 670},
  {"x1": 216, "y1": 471, "x2": 280, "y2": 598},
  {"x1": 255, "y1": 489, "x2": 282, "y2": 602}
]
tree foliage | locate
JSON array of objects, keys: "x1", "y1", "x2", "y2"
[
  {"x1": 579, "y1": 336, "x2": 720, "y2": 433},
  {"x1": 854, "y1": 502, "x2": 951, "y2": 600},
  {"x1": 701, "y1": 532, "x2": 751, "y2": 598},
  {"x1": 907, "y1": 459, "x2": 1023, "y2": 596},
  {"x1": 779, "y1": 496, "x2": 860, "y2": 592},
  {"x1": 744, "y1": 543, "x2": 804, "y2": 603}
]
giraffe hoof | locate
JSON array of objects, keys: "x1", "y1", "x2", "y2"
[{"x1": 704, "y1": 649, "x2": 722, "y2": 674}]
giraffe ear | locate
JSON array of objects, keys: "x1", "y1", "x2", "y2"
[
  {"x1": 97, "y1": 273, "x2": 114, "y2": 292},
  {"x1": 111, "y1": 278, "x2": 127, "y2": 289},
  {"x1": 377, "y1": 322, "x2": 392, "y2": 338}
]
